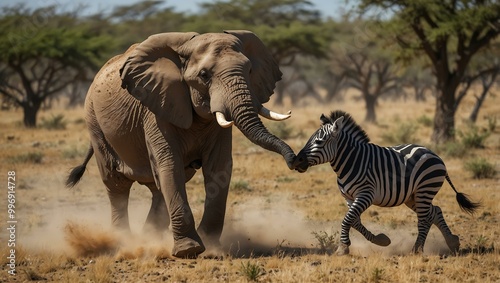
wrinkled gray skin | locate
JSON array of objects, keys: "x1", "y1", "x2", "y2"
[{"x1": 66, "y1": 30, "x2": 296, "y2": 258}]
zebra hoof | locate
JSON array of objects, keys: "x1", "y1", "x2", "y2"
[
  {"x1": 335, "y1": 243, "x2": 350, "y2": 256},
  {"x1": 445, "y1": 234, "x2": 460, "y2": 252},
  {"x1": 411, "y1": 245, "x2": 424, "y2": 254},
  {"x1": 372, "y1": 233, "x2": 391, "y2": 246}
]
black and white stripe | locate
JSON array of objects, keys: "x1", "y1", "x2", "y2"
[{"x1": 294, "y1": 110, "x2": 480, "y2": 254}]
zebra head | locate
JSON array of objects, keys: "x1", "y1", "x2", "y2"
[{"x1": 293, "y1": 114, "x2": 344, "y2": 172}]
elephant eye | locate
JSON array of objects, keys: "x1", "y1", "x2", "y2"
[{"x1": 199, "y1": 69, "x2": 211, "y2": 82}]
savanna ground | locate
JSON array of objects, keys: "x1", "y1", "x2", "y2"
[{"x1": 0, "y1": 90, "x2": 499, "y2": 282}]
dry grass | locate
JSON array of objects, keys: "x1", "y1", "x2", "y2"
[{"x1": 0, "y1": 92, "x2": 499, "y2": 282}]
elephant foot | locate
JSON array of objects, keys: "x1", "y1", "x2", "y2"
[
  {"x1": 172, "y1": 236, "x2": 205, "y2": 258},
  {"x1": 371, "y1": 233, "x2": 391, "y2": 247},
  {"x1": 445, "y1": 234, "x2": 460, "y2": 253},
  {"x1": 335, "y1": 243, "x2": 350, "y2": 256}
]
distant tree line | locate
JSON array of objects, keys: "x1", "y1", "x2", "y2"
[{"x1": 0, "y1": 0, "x2": 498, "y2": 144}]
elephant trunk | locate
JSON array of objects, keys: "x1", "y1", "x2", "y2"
[{"x1": 226, "y1": 89, "x2": 295, "y2": 169}]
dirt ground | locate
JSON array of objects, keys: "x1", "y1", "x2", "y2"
[{"x1": 0, "y1": 91, "x2": 499, "y2": 282}]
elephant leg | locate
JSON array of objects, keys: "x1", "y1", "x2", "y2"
[
  {"x1": 197, "y1": 138, "x2": 232, "y2": 248},
  {"x1": 103, "y1": 172, "x2": 134, "y2": 231},
  {"x1": 89, "y1": 128, "x2": 133, "y2": 231},
  {"x1": 143, "y1": 183, "x2": 169, "y2": 235},
  {"x1": 145, "y1": 129, "x2": 204, "y2": 258},
  {"x1": 157, "y1": 162, "x2": 204, "y2": 257}
]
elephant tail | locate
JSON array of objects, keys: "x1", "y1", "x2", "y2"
[{"x1": 66, "y1": 144, "x2": 94, "y2": 188}]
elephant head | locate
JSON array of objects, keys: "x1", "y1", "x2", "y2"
[{"x1": 119, "y1": 30, "x2": 295, "y2": 168}]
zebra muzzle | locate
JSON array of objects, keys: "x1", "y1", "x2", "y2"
[{"x1": 292, "y1": 152, "x2": 309, "y2": 173}]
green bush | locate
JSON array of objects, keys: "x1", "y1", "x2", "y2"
[
  {"x1": 40, "y1": 114, "x2": 67, "y2": 130},
  {"x1": 311, "y1": 230, "x2": 338, "y2": 252},
  {"x1": 73, "y1": 118, "x2": 86, "y2": 125},
  {"x1": 438, "y1": 141, "x2": 468, "y2": 158},
  {"x1": 416, "y1": 115, "x2": 433, "y2": 127},
  {"x1": 230, "y1": 180, "x2": 251, "y2": 193},
  {"x1": 487, "y1": 116, "x2": 497, "y2": 132},
  {"x1": 371, "y1": 267, "x2": 385, "y2": 283},
  {"x1": 458, "y1": 124, "x2": 490, "y2": 149},
  {"x1": 62, "y1": 146, "x2": 88, "y2": 159},
  {"x1": 240, "y1": 261, "x2": 263, "y2": 282},
  {"x1": 464, "y1": 158, "x2": 496, "y2": 179},
  {"x1": 381, "y1": 122, "x2": 419, "y2": 144},
  {"x1": 276, "y1": 176, "x2": 297, "y2": 183},
  {"x1": 7, "y1": 152, "x2": 44, "y2": 164}
]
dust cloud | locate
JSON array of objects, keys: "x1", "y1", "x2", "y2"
[
  {"x1": 220, "y1": 197, "x2": 319, "y2": 257},
  {"x1": 19, "y1": 200, "x2": 174, "y2": 259},
  {"x1": 19, "y1": 196, "x2": 452, "y2": 259}
]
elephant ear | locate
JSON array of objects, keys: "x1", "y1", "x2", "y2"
[
  {"x1": 224, "y1": 30, "x2": 282, "y2": 104},
  {"x1": 120, "y1": 32, "x2": 198, "y2": 129}
]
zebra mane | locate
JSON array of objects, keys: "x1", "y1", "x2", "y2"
[{"x1": 325, "y1": 110, "x2": 370, "y2": 143}]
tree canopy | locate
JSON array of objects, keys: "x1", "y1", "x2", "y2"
[
  {"x1": 360, "y1": 0, "x2": 500, "y2": 142},
  {"x1": 0, "y1": 5, "x2": 113, "y2": 127},
  {"x1": 0, "y1": 0, "x2": 499, "y2": 142}
]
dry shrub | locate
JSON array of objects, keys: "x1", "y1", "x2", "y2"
[{"x1": 64, "y1": 221, "x2": 119, "y2": 257}]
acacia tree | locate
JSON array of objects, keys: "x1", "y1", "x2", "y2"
[
  {"x1": 400, "y1": 64, "x2": 434, "y2": 102},
  {"x1": 110, "y1": 1, "x2": 186, "y2": 50},
  {"x1": 361, "y1": 0, "x2": 500, "y2": 143},
  {"x1": 331, "y1": 19, "x2": 400, "y2": 123},
  {"x1": 456, "y1": 41, "x2": 500, "y2": 123},
  {"x1": 0, "y1": 6, "x2": 111, "y2": 127}
]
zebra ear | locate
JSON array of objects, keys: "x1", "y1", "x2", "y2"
[
  {"x1": 332, "y1": 116, "x2": 344, "y2": 132},
  {"x1": 320, "y1": 114, "x2": 329, "y2": 125}
]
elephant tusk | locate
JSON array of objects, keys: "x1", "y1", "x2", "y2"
[
  {"x1": 259, "y1": 106, "x2": 292, "y2": 121},
  {"x1": 215, "y1": 112, "x2": 234, "y2": 128}
]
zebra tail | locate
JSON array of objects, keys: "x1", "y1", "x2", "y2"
[
  {"x1": 66, "y1": 144, "x2": 94, "y2": 188},
  {"x1": 446, "y1": 174, "x2": 481, "y2": 215}
]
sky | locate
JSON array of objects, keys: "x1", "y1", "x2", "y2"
[{"x1": 2, "y1": 0, "x2": 356, "y2": 19}]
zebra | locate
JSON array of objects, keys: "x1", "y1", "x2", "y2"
[{"x1": 292, "y1": 110, "x2": 480, "y2": 255}]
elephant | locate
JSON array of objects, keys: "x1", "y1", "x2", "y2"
[{"x1": 66, "y1": 30, "x2": 296, "y2": 258}]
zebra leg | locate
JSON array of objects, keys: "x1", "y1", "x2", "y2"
[
  {"x1": 337, "y1": 195, "x2": 374, "y2": 255},
  {"x1": 408, "y1": 197, "x2": 435, "y2": 253},
  {"x1": 352, "y1": 217, "x2": 391, "y2": 246},
  {"x1": 432, "y1": 205, "x2": 460, "y2": 252}
]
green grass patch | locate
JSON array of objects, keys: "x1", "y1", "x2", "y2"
[
  {"x1": 40, "y1": 114, "x2": 67, "y2": 130},
  {"x1": 7, "y1": 152, "x2": 44, "y2": 164},
  {"x1": 416, "y1": 115, "x2": 433, "y2": 127},
  {"x1": 381, "y1": 122, "x2": 419, "y2": 144},
  {"x1": 240, "y1": 261, "x2": 263, "y2": 282},
  {"x1": 458, "y1": 123, "x2": 490, "y2": 149},
  {"x1": 230, "y1": 180, "x2": 251, "y2": 193},
  {"x1": 62, "y1": 146, "x2": 88, "y2": 159},
  {"x1": 464, "y1": 158, "x2": 496, "y2": 179}
]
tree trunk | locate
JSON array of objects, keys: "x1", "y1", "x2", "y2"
[
  {"x1": 432, "y1": 86, "x2": 456, "y2": 143},
  {"x1": 364, "y1": 93, "x2": 377, "y2": 123},
  {"x1": 469, "y1": 69, "x2": 499, "y2": 123},
  {"x1": 22, "y1": 101, "x2": 41, "y2": 128},
  {"x1": 469, "y1": 94, "x2": 485, "y2": 123}
]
